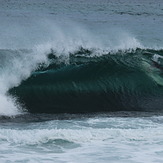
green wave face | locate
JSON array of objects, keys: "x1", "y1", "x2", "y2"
[{"x1": 9, "y1": 48, "x2": 163, "y2": 113}]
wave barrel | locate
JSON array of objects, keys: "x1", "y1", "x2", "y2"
[{"x1": 8, "y1": 49, "x2": 163, "y2": 113}]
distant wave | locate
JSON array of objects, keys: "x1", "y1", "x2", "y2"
[{"x1": 8, "y1": 47, "x2": 163, "y2": 113}]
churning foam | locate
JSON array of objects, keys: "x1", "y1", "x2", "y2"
[
  {"x1": 0, "y1": 48, "x2": 50, "y2": 116},
  {"x1": 0, "y1": 124, "x2": 163, "y2": 145}
]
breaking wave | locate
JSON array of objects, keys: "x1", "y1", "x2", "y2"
[
  {"x1": 0, "y1": 21, "x2": 163, "y2": 115},
  {"x1": 8, "y1": 47, "x2": 163, "y2": 113}
]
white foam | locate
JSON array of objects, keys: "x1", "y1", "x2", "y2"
[
  {"x1": 0, "y1": 94, "x2": 20, "y2": 116},
  {"x1": 0, "y1": 126, "x2": 163, "y2": 145},
  {"x1": 0, "y1": 48, "x2": 50, "y2": 116},
  {"x1": 0, "y1": 117, "x2": 163, "y2": 162}
]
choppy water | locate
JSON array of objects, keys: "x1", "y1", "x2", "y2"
[
  {"x1": 1, "y1": 113, "x2": 163, "y2": 163},
  {"x1": 0, "y1": 0, "x2": 163, "y2": 162}
]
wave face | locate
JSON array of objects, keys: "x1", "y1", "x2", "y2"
[{"x1": 8, "y1": 48, "x2": 163, "y2": 113}]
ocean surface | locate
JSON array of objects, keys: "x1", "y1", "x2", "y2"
[{"x1": 0, "y1": 0, "x2": 163, "y2": 162}]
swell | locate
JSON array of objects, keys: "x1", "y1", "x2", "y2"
[{"x1": 8, "y1": 48, "x2": 163, "y2": 113}]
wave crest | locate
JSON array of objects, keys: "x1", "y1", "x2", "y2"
[{"x1": 8, "y1": 47, "x2": 163, "y2": 113}]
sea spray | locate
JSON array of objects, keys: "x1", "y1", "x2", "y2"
[
  {"x1": 0, "y1": 48, "x2": 50, "y2": 116},
  {"x1": 9, "y1": 48, "x2": 163, "y2": 113},
  {"x1": 0, "y1": 20, "x2": 154, "y2": 116}
]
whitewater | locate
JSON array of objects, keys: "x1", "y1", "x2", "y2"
[{"x1": 0, "y1": 0, "x2": 163, "y2": 162}]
